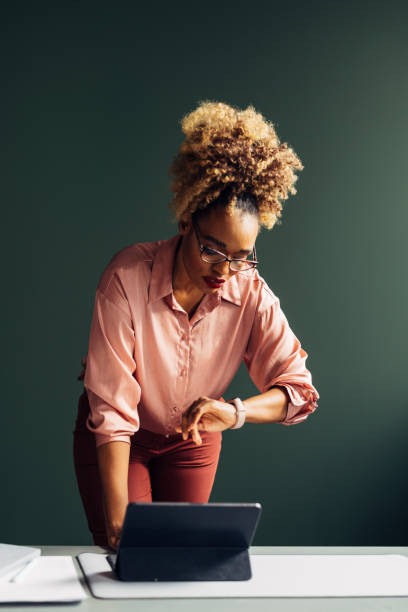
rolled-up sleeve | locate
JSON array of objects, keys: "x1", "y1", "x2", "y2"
[
  {"x1": 243, "y1": 290, "x2": 319, "y2": 425},
  {"x1": 83, "y1": 272, "x2": 141, "y2": 447}
]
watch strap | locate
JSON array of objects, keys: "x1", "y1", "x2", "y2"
[{"x1": 229, "y1": 397, "x2": 246, "y2": 429}]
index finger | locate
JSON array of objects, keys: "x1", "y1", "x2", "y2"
[
  {"x1": 191, "y1": 425, "x2": 202, "y2": 445},
  {"x1": 180, "y1": 398, "x2": 201, "y2": 438},
  {"x1": 187, "y1": 404, "x2": 205, "y2": 430}
]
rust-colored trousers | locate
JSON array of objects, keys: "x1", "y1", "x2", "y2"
[{"x1": 73, "y1": 389, "x2": 222, "y2": 546}]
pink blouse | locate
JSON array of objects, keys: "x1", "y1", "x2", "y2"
[{"x1": 81, "y1": 233, "x2": 319, "y2": 448}]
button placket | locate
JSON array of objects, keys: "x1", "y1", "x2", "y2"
[
  {"x1": 171, "y1": 313, "x2": 191, "y2": 430},
  {"x1": 178, "y1": 320, "x2": 190, "y2": 385}
]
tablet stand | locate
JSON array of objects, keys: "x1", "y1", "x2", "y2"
[
  {"x1": 111, "y1": 502, "x2": 262, "y2": 582},
  {"x1": 115, "y1": 545, "x2": 251, "y2": 581}
]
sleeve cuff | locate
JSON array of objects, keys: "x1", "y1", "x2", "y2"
[
  {"x1": 94, "y1": 433, "x2": 131, "y2": 448},
  {"x1": 274, "y1": 384, "x2": 318, "y2": 426}
]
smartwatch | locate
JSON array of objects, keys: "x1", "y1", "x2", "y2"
[{"x1": 229, "y1": 397, "x2": 246, "y2": 429}]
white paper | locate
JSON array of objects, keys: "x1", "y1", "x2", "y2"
[
  {"x1": 0, "y1": 543, "x2": 41, "y2": 580},
  {"x1": 0, "y1": 556, "x2": 87, "y2": 602},
  {"x1": 78, "y1": 552, "x2": 408, "y2": 599}
]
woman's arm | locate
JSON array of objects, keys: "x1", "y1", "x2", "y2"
[
  {"x1": 96, "y1": 441, "x2": 130, "y2": 549},
  {"x1": 178, "y1": 386, "x2": 289, "y2": 443},
  {"x1": 84, "y1": 281, "x2": 142, "y2": 448},
  {"x1": 241, "y1": 386, "x2": 289, "y2": 424}
]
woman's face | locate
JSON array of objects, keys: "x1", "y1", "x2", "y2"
[{"x1": 176, "y1": 207, "x2": 260, "y2": 295}]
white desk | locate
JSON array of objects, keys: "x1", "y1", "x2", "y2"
[{"x1": 2, "y1": 546, "x2": 408, "y2": 611}]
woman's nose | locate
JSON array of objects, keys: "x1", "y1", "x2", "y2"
[{"x1": 211, "y1": 260, "x2": 231, "y2": 277}]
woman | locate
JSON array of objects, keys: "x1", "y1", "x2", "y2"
[{"x1": 73, "y1": 101, "x2": 319, "y2": 551}]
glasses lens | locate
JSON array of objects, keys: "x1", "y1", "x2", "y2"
[
  {"x1": 201, "y1": 252, "x2": 256, "y2": 271},
  {"x1": 230, "y1": 262, "x2": 250, "y2": 271},
  {"x1": 201, "y1": 253, "x2": 226, "y2": 263}
]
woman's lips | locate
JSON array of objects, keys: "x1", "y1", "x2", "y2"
[{"x1": 203, "y1": 276, "x2": 225, "y2": 288}]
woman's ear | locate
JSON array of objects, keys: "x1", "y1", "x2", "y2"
[{"x1": 178, "y1": 215, "x2": 191, "y2": 235}]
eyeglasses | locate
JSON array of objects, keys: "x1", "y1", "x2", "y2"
[{"x1": 192, "y1": 220, "x2": 258, "y2": 272}]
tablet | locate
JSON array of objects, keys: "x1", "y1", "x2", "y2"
[{"x1": 107, "y1": 501, "x2": 262, "y2": 581}]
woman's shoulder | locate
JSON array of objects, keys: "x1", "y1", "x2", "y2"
[
  {"x1": 108, "y1": 238, "x2": 165, "y2": 269},
  {"x1": 232, "y1": 268, "x2": 280, "y2": 319},
  {"x1": 235, "y1": 267, "x2": 279, "y2": 302},
  {"x1": 95, "y1": 238, "x2": 166, "y2": 294}
]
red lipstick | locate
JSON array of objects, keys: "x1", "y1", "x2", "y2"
[{"x1": 203, "y1": 276, "x2": 225, "y2": 289}]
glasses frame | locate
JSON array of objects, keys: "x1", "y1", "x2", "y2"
[{"x1": 192, "y1": 219, "x2": 258, "y2": 272}]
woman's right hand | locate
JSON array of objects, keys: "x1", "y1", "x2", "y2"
[
  {"x1": 102, "y1": 500, "x2": 127, "y2": 551},
  {"x1": 97, "y1": 440, "x2": 130, "y2": 551},
  {"x1": 101, "y1": 493, "x2": 127, "y2": 552},
  {"x1": 105, "y1": 519, "x2": 124, "y2": 551}
]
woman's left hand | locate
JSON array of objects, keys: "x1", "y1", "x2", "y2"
[{"x1": 176, "y1": 396, "x2": 237, "y2": 445}]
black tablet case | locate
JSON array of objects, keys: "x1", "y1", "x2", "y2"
[{"x1": 108, "y1": 502, "x2": 262, "y2": 582}]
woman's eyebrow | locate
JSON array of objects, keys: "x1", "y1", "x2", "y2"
[{"x1": 202, "y1": 232, "x2": 252, "y2": 255}]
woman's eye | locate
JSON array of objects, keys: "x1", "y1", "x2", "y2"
[{"x1": 203, "y1": 246, "x2": 218, "y2": 255}]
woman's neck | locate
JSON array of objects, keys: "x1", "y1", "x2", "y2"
[{"x1": 172, "y1": 235, "x2": 203, "y2": 300}]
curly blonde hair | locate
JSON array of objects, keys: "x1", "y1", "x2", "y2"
[{"x1": 168, "y1": 100, "x2": 304, "y2": 229}]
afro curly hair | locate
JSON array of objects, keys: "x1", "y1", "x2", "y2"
[{"x1": 168, "y1": 100, "x2": 304, "y2": 230}]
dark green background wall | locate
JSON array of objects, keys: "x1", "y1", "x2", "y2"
[{"x1": 2, "y1": 0, "x2": 407, "y2": 546}]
